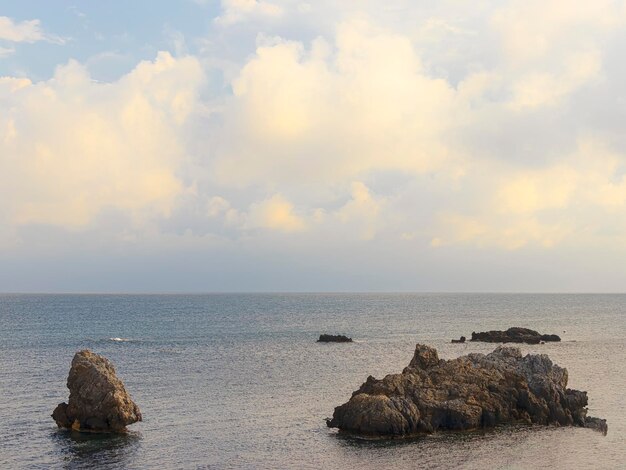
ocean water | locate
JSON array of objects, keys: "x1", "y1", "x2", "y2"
[{"x1": 0, "y1": 293, "x2": 624, "y2": 469}]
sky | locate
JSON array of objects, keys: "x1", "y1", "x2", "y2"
[{"x1": 2, "y1": 1, "x2": 626, "y2": 292}]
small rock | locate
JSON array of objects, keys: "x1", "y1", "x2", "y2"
[
  {"x1": 52, "y1": 350, "x2": 142, "y2": 433},
  {"x1": 318, "y1": 334, "x2": 353, "y2": 343},
  {"x1": 584, "y1": 417, "x2": 608, "y2": 435},
  {"x1": 451, "y1": 336, "x2": 466, "y2": 343},
  {"x1": 470, "y1": 327, "x2": 561, "y2": 344}
]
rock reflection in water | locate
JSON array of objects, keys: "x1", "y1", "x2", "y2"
[{"x1": 51, "y1": 429, "x2": 141, "y2": 469}]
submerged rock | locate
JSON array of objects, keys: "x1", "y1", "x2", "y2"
[
  {"x1": 318, "y1": 334, "x2": 353, "y2": 343},
  {"x1": 52, "y1": 350, "x2": 142, "y2": 433},
  {"x1": 470, "y1": 327, "x2": 561, "y2": 344},
  {"x1": 326, "y1": 344, "x2": 605, "y2": 437},
  {"x1": 584, "y1": 416, "x2": 608, "y2": 435}
]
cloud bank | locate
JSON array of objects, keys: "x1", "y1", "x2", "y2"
[{"x1": 3, "y1": 1, "x2": 626, "y2": 290}]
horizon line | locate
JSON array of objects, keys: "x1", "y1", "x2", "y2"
[{"x1": 1, "y1": 291, "x2": 626, "y2": 295}]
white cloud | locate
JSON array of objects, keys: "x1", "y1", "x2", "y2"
[
  {"x1": 207, "y1": 196, "x2": 243, "y2": 226},
  {"x1": 0, "y1": 52, "x2": 204, "y2": 230},
  {"x1": 431, "y1": 138, "x2": 626, "y2": 250},
  {"x1": 0, "y1": 16, "x2": 44, "y2": 43},
  {"x1": 507, "y1": 50, "x2": 602, "y2": 110},
  {"x1": 247, "y1": 194, "x2": 306, "y2": 232},
  {"x1": 491, "y1": 0, "x2": 626, "y2": 64},
  {"x1": 496, "y1": 167, "x2": 578, "y2": 214},
  {"x1": 214, "y1": 20, "x2": 459, "y2": 188},
  {"x1": 0, "y1": 16, "x2": 65, "y2": 45},
  {"x1": 432, "y1": 212, "x2": 571, "y2": 250},
  {"x1": 335, "y1": 182, "x2": 385, "y2": 240},
  {"x1": 216, "y1": 0, "x2": 283, "y2": 25}
]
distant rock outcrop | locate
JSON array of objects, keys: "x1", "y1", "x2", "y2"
[
  {"x1": 52, "y1": 350, "x2": 142, "y2": 433},
  {"x1": 470, "y1": 327, "x2": 561, "y2": 344},
  {"x1": 318, "y1": 334, "x2": 353, "y2": 343},
  {"x1": 451, "y1": 336, "x2": 466, "y2": 344},
  {"x1": 326, "y1": 344, "x2": 606, "y2": 436}
]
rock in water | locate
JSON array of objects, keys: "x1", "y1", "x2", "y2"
[
  {"x1": 52, "y1": 350, "x2": 142, "y2": 432},
  {"x1": 470, "y1": 327, "x2": 561, "y2": 344},
  {"x1": 326, "y1": 344, "x2": 606, "y2": 436},
  {"x1": 318, "y1": 334, "x2": 353, "y2": 343}
]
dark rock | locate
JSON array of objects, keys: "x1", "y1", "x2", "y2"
[
  {"x1": 318, "y1": 334, "x2": 353, "y2": 343},
  {"x1": 584, "y1": 417, "x2": 608, "y2": 435},
  {"x1": 451, "y1": 336, "x2": 466, "y2": 344},
  {"x1": 470, "y1": 327, "x2": 561, "y2": 344},
  {"x1": 326, "y1": 344, "x2": 606, "y2": 437},
  {"x1": 52, "y1": 350, "x2": 142, "y2": 433},
  {"x1": 540, "y1": 334, "x2": 561, "y2": 342}
]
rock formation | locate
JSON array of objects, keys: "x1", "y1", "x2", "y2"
[
  {"x1": 52, "y1": 350, "x2": 142, "y2": 432},
  {"x1": 318, "y1": 334, "x2": 353, "y2": 343},
  {"x1": 451, "y1": 336, "x2": 466, "y2": 343},
  {"x1": 327, "y1": 344, "x2": 606, "y2": 436},
  {"x1": 470, "y1": 327, "x2": 561, "y2": 344}
]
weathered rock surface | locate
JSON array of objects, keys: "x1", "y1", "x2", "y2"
[
  {"x1": 52, "y1": 350, "x2": 142, "y2": 432},
  {"x1": 470, "y1": 327, "x2": 561, "y2": 344},
  {"x1": 327, "y1": 344, "x2": 606, "y2": 436},
  {"x1": 318, "y1": 334, "x2": 353, "y2": 343}
]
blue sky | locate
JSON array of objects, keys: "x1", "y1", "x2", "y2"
[
  {"x1": 2, "y1": 1, "x2": 626, "y2": 292},
  {"x1": 0, "y1": 1, "x2": 216, "y2": 80}
]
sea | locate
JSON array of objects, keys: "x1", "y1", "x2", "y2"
[{"x1": 0, "y1": 293, "x2": 624, "y2": 469}]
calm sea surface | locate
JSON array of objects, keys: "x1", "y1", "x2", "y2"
[{"x1": 0, "y1": 293, "x2": 624, "y2": 469}]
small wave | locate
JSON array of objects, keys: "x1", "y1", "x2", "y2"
[{"x1": 109, "y1": 337, "x2": 133, "y2": 342}]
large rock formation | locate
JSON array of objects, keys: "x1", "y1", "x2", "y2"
[
  {"x1": 470, "y1": 327, "x2": 561, "y2": 344},
  {"x1": 327, "y1": 344, "x2": 606, "y2": 436},
  {"x1": 318, "y1": 334, "x2": 353, "y2": 343},
  {"x1": 52, "y1": 350, "x2": 142, "y2": 432}
]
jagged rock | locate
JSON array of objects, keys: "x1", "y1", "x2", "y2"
[
  {"x1": 584, "y1": 417, "x2": 608, "y2": 435},
  {"x1": 52, "y1": 350, "x2": 142, "y2": 432},
  {"x1": 318, "y1": 334, "x2": 353, "y2": 343},
  {"x1": 470, "y1": 327, "x2": 561, "y2": 344},
  {"x1": 326, "y1": 344, "x2": 606, "y2": 437}
]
